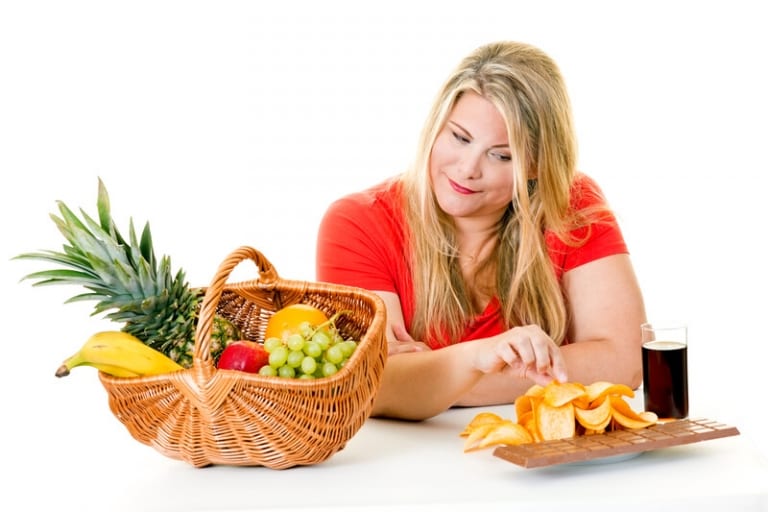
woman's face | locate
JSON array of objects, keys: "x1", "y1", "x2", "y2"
[{"x1": 429, "y1": 91, "x2": 517, "y2": 226}]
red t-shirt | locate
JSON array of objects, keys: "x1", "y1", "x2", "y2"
[{"x1": 316, "y1": 173, "x2": 628, "y2": 349}]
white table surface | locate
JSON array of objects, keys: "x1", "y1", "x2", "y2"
[{"x1": 7, "y1": 384, "x2": 766, "y2": 512}]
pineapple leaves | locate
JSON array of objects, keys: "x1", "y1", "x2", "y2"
[
  {"x1": 97, "y1": 177, "x2": 128, "y2": 248},
  {"x1": 17, "y1": 268, "x2": 97, "y2": 284},
  {"x1": 12, "y1": 178, "x2": 223, "y2": 368},
  {"x1": 140, "y1": 224, "x2": 157, "y2": 270},
  {"x1": 15, "y1": 249, "x2": 94, "y2": 276},
  {"x1": 96, "y1": 176, "x2": 156, "y2": 272},
  {"x1": 56, "y1": 203, "x2": 115, "y2": 266},
  {"x1": 96, "y1": 177, "x2": 112, "y2": 234},
  {"x1": 15, "y1": 178, "x2": 164, "y2": 296}
]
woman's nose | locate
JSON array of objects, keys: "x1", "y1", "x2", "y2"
[{"x1": 455, "y1": 150, "x2": 483, "y2": 179}]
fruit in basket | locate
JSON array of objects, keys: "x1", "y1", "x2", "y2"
[
  {"x1": 462, "y1": 380, "x2": 658, "y2": 452},
  {"x1": 217, "y1": 340, "x2": 270, "y2": 373},
  {"x1": 55, "y1": 330, "x2": 184, "y2": 378},
  {"x1": 259, "y1": 308, "x2": 358, "y2": 379},
  {"x1": 14, "y1": 178, "x2": 241, "y2": 368},
  {"x1": 264, "y1": 304, "x2": 329, "y2": 340}
]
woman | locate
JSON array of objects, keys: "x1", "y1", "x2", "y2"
[{"x1": 316, "y1": 41, "x2": 646, "y2": 420}]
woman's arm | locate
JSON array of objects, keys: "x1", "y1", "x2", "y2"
[
  {"x1": 455, "y1": 253, "x2": 646, "y2": 406},
  {"x1": 371, "y1": 292, "x2": 567, "y2": 420},
  {"x1": 561, "y1": 252, "x2": 646, "y2": 387}
]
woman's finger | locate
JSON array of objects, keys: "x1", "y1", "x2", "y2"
[
  {"x1": 528, "y1": 336, "x2": 554, "y2": 376},
  {"x1": 504, "y1": 325, "x2": 565, "y2": 383},
  {"x1": 388, "y1": 340, "x2": 430, "y2": 356},
  {"x1": 506, "y1": 335, "x2": 536, "y2": 368},
  {"x1": 548, "y1": 344, "x2": 568, "y2": 382},
  {"x1": 392, "y1": 324, "x2": 417, "y2": 343}
]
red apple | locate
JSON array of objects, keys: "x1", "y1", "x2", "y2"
[{"x1": 217, "y1": 340, "x2": 270, "y2": 373}]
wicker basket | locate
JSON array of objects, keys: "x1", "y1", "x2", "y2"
[{"x1": 98, "y1": 246, "x2": 388, "y2": 469}]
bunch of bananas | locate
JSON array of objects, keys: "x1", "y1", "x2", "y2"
[{"x1": 56, "y1": 331, "x2": 183, "y2": 378}]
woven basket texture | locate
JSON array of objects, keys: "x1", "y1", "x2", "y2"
[{"x1": 98, "y1": 246, "x2": 387, "y2": 469}]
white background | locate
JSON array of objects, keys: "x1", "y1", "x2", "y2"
[{"x1": 1, "y1": 0, "x2": 766, "y2": 507}]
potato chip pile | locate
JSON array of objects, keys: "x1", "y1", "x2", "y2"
[{"x1": 461, "y1": 381, "x2": 658, "y2": 452}]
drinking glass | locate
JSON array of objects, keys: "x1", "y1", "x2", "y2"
[{"x1": 641, "y1": 323, "x2": 688, "y2": 420}]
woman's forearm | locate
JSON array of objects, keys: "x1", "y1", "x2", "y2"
[
  {"x1": 455, "y1": 338, "x2": 642, "y2": 407},
  {"x1": 370, "y1": 343, "x2": 483, "y2": 421}
]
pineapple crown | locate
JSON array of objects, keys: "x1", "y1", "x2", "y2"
[
  {"x1": 14, "y1": 178, "x2": 190, "y2": 317},
  {"x1": 14, "y1": 178, "x2": 242, "y2": 367}
]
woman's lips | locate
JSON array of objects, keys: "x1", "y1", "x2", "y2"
[{"x1": 449, "y1": 179, "x2": 476, "y2": 195}]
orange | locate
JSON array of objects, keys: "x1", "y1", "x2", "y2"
[{"x1": 264, "y1": 304, "x2": 329, "y2": 340}]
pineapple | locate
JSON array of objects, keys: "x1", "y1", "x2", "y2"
[{"x1": 14, "y1": 178, "x2": 240, "y2": 368}]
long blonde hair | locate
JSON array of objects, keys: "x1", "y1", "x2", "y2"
[{"x1": 402, "y1": 41, "x2": 590, "y2": 346}]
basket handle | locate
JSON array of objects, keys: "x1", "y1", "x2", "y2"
[{"x1": 192, "y1": 246, "x2": 279, "y2": 368}]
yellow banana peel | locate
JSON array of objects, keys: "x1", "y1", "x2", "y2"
[{"x1": 56, "y1": 331, "x2": 183, "y2": 378}]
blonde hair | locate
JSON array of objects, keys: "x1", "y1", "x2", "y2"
[{"x1": 402, "y1": 41, "x2": 596, "y2": 346}]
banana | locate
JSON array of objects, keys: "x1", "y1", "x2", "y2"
[{"x1": 55, "y1": 331, "x2": 184, "y2": 378}]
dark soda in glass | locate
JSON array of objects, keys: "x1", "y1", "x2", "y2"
[{"x1": 642, "y1": 340, "x2": 688, "y2": 419}]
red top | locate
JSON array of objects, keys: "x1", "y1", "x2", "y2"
[{"x1": 316, "y1": 173, "x2": 628, "y2": 349}]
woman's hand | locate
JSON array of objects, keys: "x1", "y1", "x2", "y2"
[
  {"x1": 388, "y1": 324, "x2": 431, "y2": 355},
  {"x1": 473, "y1": 325, "x2": 568, "y2": 386}
]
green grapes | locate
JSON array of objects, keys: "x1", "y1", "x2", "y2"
[
  {"x1": 325, "y1": 345, "x2": 344, "y2": 365},
  {"x1": 286, "y1": 350, "x2": 304, "y2": 368},
  {"x1": 304, "y1": 341, "x2": 322, "y2": 359},
  {"x1": 264, "y1": 337, "x2": 283, "y2": 353},
  {"x1": 286, "y1": 333, "x2": 305, "y2": 351},
  {"x1": 262, "y1": 319, "x2": 358, "y2": 379},
  {"x1": 258, "y1": 365, "x2": 277, "y2": 377},
  {"x1": 300, "y1": 356, "x2": 317, "y2": 375},
  {"x1": 268, "y1": 345, "x2": 289, "y2": 367},
  {"x1": 321, "y1": 362, "x2": 338, "y2": 377}
]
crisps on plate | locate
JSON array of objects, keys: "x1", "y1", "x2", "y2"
[
  {"x1": 584, "y1": 381, "x2": 634, "y2": 403},
  {"x1": 543, "y1": 381, "x2": 586, "y2": 408},
  {"x1": 464, "y1": 420, "x2": 534, "y2": 452},
  {"x1": 459, "y1": 412, "x2": 504, "y2": 437},
  {"x1": 536, "y1": 401, "x2": 576, "y2": 440},
  {"x1": 573, "y1": 395, "x2": 612, "y2": 432},
  {"x1": 462, "y1": 380, "x2": 658, "y2": 452}
]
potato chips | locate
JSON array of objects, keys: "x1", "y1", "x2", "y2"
[{"x1": 461, "y1": 380, "x2": 658, "y2": 452}]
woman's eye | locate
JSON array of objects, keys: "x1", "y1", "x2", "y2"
[
  {"x1": 452, "y1": 131, "x2": 470, "y2": 144},
  {"x1": 491, "y1": 152, "x2": 512, "y2": 162}
]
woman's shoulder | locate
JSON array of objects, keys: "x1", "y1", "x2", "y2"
[
  {"x1": 547, "y1": 172, "x2": 627, "y2": 275},
  {"x1": 325, "y1": 176, "x2": 404, "y2": 214},
  {"x1": 568, "y1": 172, "x2": 608, "y2": 209}
]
